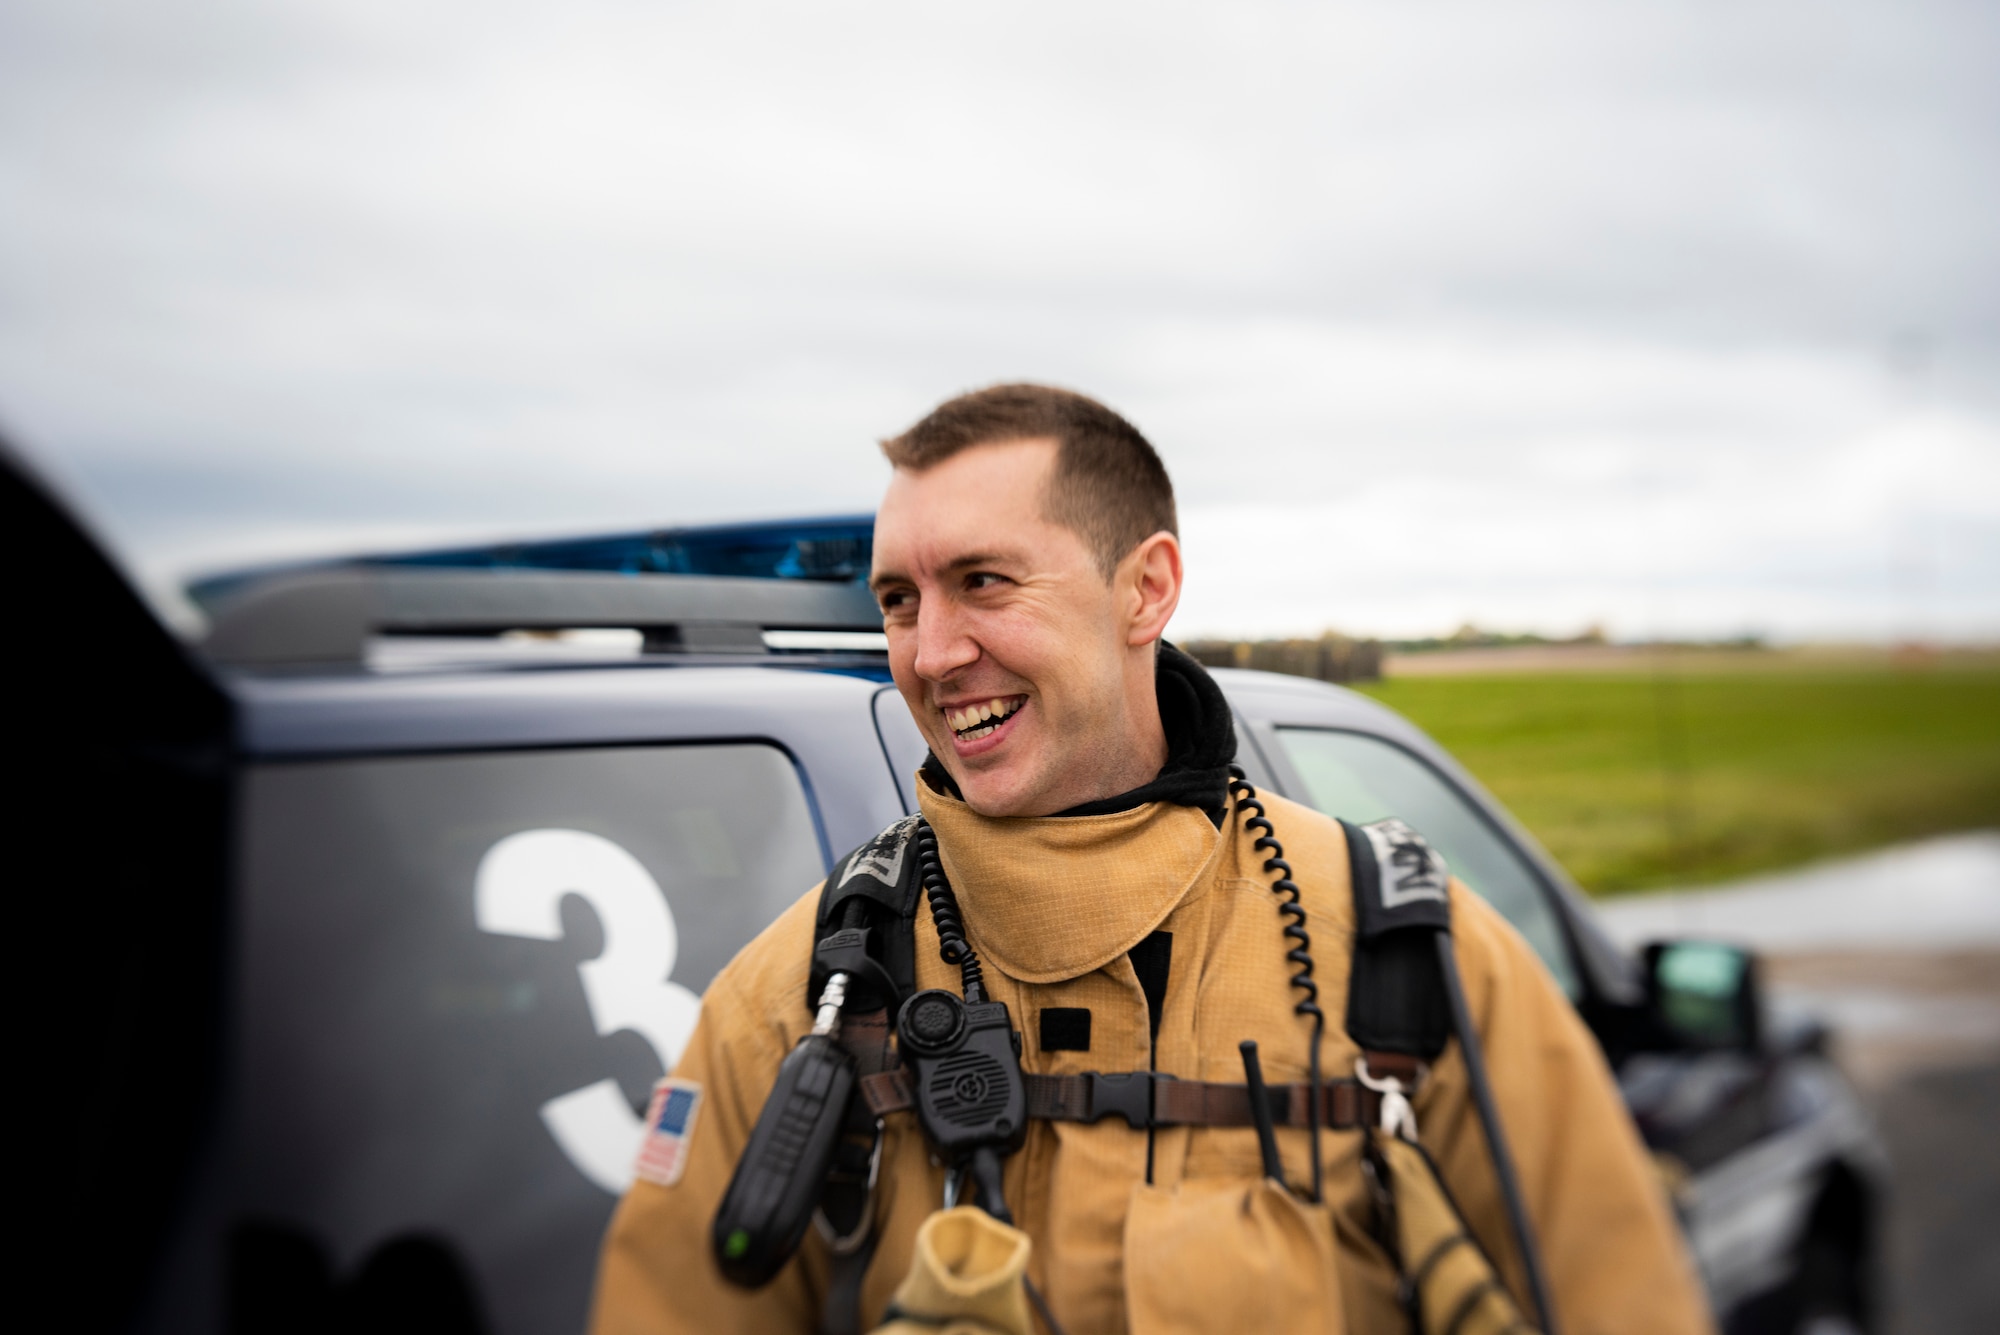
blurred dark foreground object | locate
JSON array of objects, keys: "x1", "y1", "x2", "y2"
[
  {"x1": 227, "y1": 1224, "x2": 487, "y2": 1335},
  {"x1": 6, "y1": 438, "x2": 234, "y2": 1335}
]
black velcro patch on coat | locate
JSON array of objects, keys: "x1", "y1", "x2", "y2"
[
  {"x1": 1039, "y1": 1008, "x2": 1093, "y2": 1052},
  {"x1": 1128, "y1": 931, "x2": 1173, "y2": 1041}
]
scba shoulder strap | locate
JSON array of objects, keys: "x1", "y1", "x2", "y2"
[
  {"x1": 800, "y1": 816, "x2": 930, "y2": 1335},
  {"x1": 808, "y1": 814, "x2": 927, "y2": 1018},
  {"x1": 1336, "y1": 815, "x2": 1557, "y2": 1335},
  {"x1": 1340, "y1": 815, "x2": 1453, "y2": 1063}
]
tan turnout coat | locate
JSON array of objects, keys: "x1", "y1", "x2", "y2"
[{"x1": 591, "y1": 782, "x2": 1713, "y2": 1335}]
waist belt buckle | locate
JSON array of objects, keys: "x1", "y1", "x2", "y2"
[{"x1": 1085, "y1": 1071, "x2": 1167, "y2": 1129}]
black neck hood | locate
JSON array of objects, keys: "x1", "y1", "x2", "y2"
[{"x1": 919, "y1": 642, "x2": 1237, "y2": 825}]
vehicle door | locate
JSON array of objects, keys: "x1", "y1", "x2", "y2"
[{"x1": 151, "y1": 669, "x2": 907, "y2": 1335}]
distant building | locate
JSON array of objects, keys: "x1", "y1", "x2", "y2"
[{"x1": 1182, "y1": 632, "x2": 1383, "y2": 684}]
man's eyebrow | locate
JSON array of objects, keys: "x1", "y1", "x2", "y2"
[
  {"x1": 867, "y1": 568, "x2": 909, "y2": 594},
  {"x1": 941, "y1": 552, "x2": 1012, "y2": 572},
  {"x1": 869, "y1": 552, "x2": 1020, "y2": 593}
]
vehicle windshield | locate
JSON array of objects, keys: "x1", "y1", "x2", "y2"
[{"x1": 1275, "y1": 728, "x2": 1578, "y2": 998}]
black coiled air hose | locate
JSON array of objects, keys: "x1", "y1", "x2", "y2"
[
  {"x1": 915, "y1": 821, "x2": 986, "y2": 1004},
  {"x1": 1228, "y1": 765, "x2": 1327, "y2": 1203}
]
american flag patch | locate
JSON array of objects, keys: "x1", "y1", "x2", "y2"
[{"x1": 633, "y1": 1078, "x2": 702, "y2": 1188}]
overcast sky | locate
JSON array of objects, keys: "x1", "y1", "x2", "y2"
[{"x1": 2, "y1": 0, "x2": 1995, "y2": 640}]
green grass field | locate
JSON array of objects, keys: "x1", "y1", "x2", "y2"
[{"x1": 1354, "y1": 665, "x2": 2000, "y2": 896}]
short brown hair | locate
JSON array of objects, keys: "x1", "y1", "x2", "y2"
[{"x1": 880, "y1": 383, "x2": 1177, "y2": 578}]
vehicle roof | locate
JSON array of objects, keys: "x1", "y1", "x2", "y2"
[
  {"x1": 232, "y1": 659, "x2": 889, "y2": 758},
  {"x1": 232, "y1": 661, "x2": 916, "y2": 873}
]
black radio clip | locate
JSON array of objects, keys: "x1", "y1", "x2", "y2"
[{"x1": 895, "y1": 987, "x2": 1027, "y2": 1222}]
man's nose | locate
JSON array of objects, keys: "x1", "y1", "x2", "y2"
[{"x1": 911, "y1": 599, "x2": 980, "y2": 682}]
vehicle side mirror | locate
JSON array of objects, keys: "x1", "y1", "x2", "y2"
[{"x1": 1641, "y1": 940, "x2": 1762, "y2": 1053}]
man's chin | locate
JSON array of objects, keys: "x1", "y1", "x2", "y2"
[
  {"x1": 936, "y1": 752, "x2": 1038, "y2": 819},
  {"x1": 959, "y1": 765, "x2": 1081, "y2": 819}
]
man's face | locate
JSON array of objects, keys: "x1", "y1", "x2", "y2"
[{"x1": 870, "y1": 438, "x2": 1172, "y2": 818}]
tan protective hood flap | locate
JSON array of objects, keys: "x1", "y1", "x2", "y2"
[{"x1": 916, "y1": 782, "x2": 1223, "y2": 984}]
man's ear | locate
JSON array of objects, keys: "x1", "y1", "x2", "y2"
[{"x1": 1122, "y1": 532, "x2": 1182, "y2": 647}]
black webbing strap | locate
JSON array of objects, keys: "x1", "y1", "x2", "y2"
[
  {"x1": 818, "y1": 1007, "x2": 894, "y2": 1335},
  {"x1": 809, "y1": 817, "x2": 927, "y2": 1014},
  {"x1": 811, "y1": 822, "x2": 928, "y2": 1335},
  {"x1": 857, "y1": 1067, "x2": 1390, "y2": 1131},
  {"x1": 1338, "y1": 816, "x2": 1560, "y2": 1335}
]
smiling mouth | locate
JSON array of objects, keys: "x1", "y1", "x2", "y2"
[{"x1": 945, "y1": 696, "x2": 1026, "y2": 741}]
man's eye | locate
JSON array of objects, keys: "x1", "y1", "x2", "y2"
[
  {"x1": 966, "y1": 572, "x2": 1007, "y2": 591},
  {"x1": 878, "y1": 589, "x2": 915, "y2": 612}
]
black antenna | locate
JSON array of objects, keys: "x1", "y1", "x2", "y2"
[
  {"x1": 1437, "y1": 933, "x2": 1559, "y2": 1335},
  {"x1": 1238, "y1": 1041, "x2": 1285, "y2": 1184}
]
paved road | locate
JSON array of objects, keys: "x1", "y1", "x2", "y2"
[
  {"x1": 1872, "y1": 1061, "x2": 2000, "y2": 1335},
  {"x1": 1597, "y1": 833, "x2": 2000, "y2": 1335}
]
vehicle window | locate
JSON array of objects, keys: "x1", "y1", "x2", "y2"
[
  {"x1": 1275, "y1": 728, "x2": 1578, "y2": 998},
  {"x1": 221, "y1": 742, "x2": 825, "y2": 1334},
  {"x1": 873, "y1": 684, "x2": 930, "y2": 814}
]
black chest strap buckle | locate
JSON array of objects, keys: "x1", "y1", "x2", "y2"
[{"x1": 1074, "y1": 1070, "x2": 1166, "y2": 1128}]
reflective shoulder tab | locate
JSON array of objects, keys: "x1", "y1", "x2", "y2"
[
  {"x1": 1340, "y1": 817, "x2": 1452, "y2": 939},
  {"x1": 810, "y1": 816, "x2": 927, "y2": 1010},
  {"x1": 833, "y1": 814, "x2": 922, "y2": 895}
]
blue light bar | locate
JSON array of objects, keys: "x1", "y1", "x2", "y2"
[{"x1": 187, "y1": 514, "x2": 876, "y2": 612}]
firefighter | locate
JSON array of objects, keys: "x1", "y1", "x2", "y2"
[{"x1": 590, "y1": 384, "x2": 1712, "y2": 1335}]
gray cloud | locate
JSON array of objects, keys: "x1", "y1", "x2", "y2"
[{"x1": 1, "y1": 0, "x2": 1995, "y2": 639}]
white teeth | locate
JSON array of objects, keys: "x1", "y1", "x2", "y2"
[{"x1": 946, "y1": 697, "x2": 1021, "y2": 739}]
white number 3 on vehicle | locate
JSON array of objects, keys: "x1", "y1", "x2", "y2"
[{"x1": 475, "y1": 828, "x2": 703, "y2": 1195}]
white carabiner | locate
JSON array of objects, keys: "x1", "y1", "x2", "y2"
[{"x1": 1356, "y1": 1054, "x2": 1428, "y2": 1142}]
